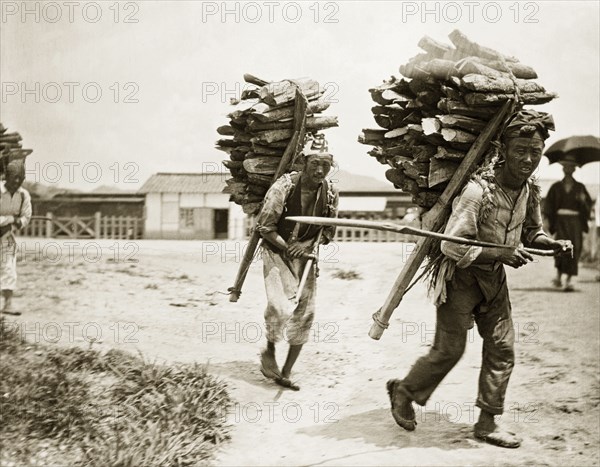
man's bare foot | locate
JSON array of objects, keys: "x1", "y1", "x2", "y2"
[
  {"x1": 1, "y1": 310, "x2": 21, "y2": 316},
  {"x1": 275, "y1": 376, "x2": 300, "y2": 391},
  {"x1": 260, "y1": 348, "x2": 281, "y2": 380},
  {"x1": 1, "y1": 300, "x2": 20, "y2": 316},
  {"x1": 387, "y1": 379, "x2": 417, "y2": 431}
]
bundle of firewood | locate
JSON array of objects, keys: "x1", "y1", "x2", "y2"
[
  {"x1": 359, "y1": 30, "x2": 557, "y2": 209},
  {"x1": 0, "y1": 123, "x2": 33, "y2": 175},
  {"x1": 217, "y1": 74, "x2": 338, "y2": 215}
]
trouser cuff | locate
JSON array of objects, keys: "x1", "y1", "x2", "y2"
[
  {"x1": 476, "y1": 398, "x2": 504, "y2": 415},
  {"x1": 398, "y1": 382, "x2": 427, "y2": 407}
]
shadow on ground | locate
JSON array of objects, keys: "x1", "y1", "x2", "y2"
[
  {"x1": 208, "y1": 360, "x2": 290, "y2": 392},
  {"x1": 298, "y1": 407, "x2": 478, "y2": 451},
  {"x1": 511, "y1": 287, "x2": 580, "y2": 293}
]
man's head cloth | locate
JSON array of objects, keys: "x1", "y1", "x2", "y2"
[
  {"x1": 503, "y1": 109, "x2": 555, "y2": 141},
  {"x1": 303, "y1": 134, "x2": 333, "y2": 162},
  {"x1": 6, "y1": 160, "x2": 25, "y2": 178}
]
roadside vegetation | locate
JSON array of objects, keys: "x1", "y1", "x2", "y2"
[{"x1": 0, "y1": 319, "x2": 231, "y2": 467}]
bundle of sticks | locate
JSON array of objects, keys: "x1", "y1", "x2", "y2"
[
  {"x1": 217, "y1": 74, "x2": 338, "y2": 215},
  {"x1": 358, "y1": 30, "x2": 557, "y2": 209},
  {"x1": 0, "y1": 123, "x2": 33, "y2": 175}
]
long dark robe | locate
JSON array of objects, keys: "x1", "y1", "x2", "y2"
[{"x1": 544, "y1": 179, "x2": 593, "y2": 276}]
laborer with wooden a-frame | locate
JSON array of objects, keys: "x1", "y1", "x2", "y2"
[
  {"x1": 387, "y1": 110, "x2": 573, "y2": 448},
  {"x1": 255, "y1": 134, "x2": 338, "y2": 391}
]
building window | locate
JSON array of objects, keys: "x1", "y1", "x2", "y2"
[{"x1": 180, "y1": 208, "x2": 194, "y2": 228}]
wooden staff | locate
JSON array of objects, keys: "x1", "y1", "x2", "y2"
[
  {"x1": 228, "y1": 88, "x2": 309, "y2": 302},
  {"x1": 294, "y1": 228, "x2": 323, "y2": 304},
  {"x1": 285, "y1": 217, "x2": 558, "y2": 257},
  {"x1": 368, "y1": 100, "x2": 513, "y2": 339}
]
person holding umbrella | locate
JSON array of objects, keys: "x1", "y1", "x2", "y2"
[{"x1": 543, "y1": 135, "x2": 599, "y2": 291}]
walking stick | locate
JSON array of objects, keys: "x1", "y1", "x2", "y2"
[{"x1": 294, "y1": 228, "x2": 323, "y2": 304}]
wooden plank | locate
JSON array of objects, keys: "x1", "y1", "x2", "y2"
[
  {"x1": 464, "y1": 91, "x2": 557, "y2": 106},
  {"x1": 247, "y1": 115, "x2": 338, "y2": 132},
  {"x1": 418, "y1": 35, "x2": 453, "y2": 57},
  {"x1": 461, "y1": 74, "x2": 545, "y2": 93},
  {"x1": 448, "y1": 29, "x2": 518, "y2": 63},
  {"x1": 259, "y1": 78, "x2": 321, "y2": 106},
  {"x1": 252, "y1": 99, "x2": 330, "y2": 123}
]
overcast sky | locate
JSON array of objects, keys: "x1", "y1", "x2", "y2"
[{"x1": 1, "y1": 0, "x2": 599, "y2": 192}]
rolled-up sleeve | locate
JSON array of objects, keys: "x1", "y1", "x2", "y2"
[
  {"x1": 521, "y1": 195, "x2": 545, "y2": 246},
  {"x1": 440, "y1": 181, "x2": 484, "y2": 268},
  {"x1": 0, "y1": 215, "x2": 15, "y2": 227},
  {"x1": 18, "y1": 190, "x2": 32, "y2": 228},
  {"x1": 255, "y1": 176, "x2": 291, "y2": 236}
]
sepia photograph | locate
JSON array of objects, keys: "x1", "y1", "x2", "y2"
[{"x1": 1, "y1": 1, "x2": 599, "y2": 465}]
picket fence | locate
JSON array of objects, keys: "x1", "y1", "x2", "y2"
[{"x1": 21, "y1": 213, "x2": 143, "y2": 240}]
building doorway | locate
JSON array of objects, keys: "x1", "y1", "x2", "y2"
[{"x1": 214, "y1": 209, "x2": 229, "y2": 239}]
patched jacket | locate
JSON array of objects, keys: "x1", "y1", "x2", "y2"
[
  {"x1": 441, "y1": 178, "x2": 545, "y2": 269},
  {"x1": 255, "y1": 172, "x2": 339, "y2": 245}
]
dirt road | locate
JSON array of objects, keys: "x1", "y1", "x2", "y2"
[{"x1": 7, "y1": 239, "x2": 600, "y2": 466}]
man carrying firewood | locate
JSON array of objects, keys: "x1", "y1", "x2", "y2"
[
  {"x1": 0, "y1": 160, "x2": 32, "y2": 315},
  {"x1": 255, "y1": 134, "x2": 338, "y2": 390},
  {"x1": 387, "y1": 110, "x2": 572, "y2": 447}
]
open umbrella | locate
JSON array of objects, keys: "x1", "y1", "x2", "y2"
[{"x1": 544, "y1": 135, "x2": 600, "y2": 166}]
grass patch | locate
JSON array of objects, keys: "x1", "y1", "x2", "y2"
[
  {"x1": 0, "y1": 320, "x2": 231, "y2": 466},
  {"x1": 331, "y1": 268, "x2": 362, "y2": 280}
]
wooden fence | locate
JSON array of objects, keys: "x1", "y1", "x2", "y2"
[
  {"x1": 236, "y1": 215, "x2": 417, "y2": 243},
  {"x1": 334, "y1": 217, "x2": 417, "y2": 243},
  {"x1": 21, "y1": 213, "x2": 143, "y2": 239}
]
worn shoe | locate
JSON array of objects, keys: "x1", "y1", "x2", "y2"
[
  {"x1": 563, "y1": 283, "x2": 575, "y2": 292},
  {"x1": 386, "y1": 379, "x2": 417, "y2": 431},
  {"x1": 551, "y1": 278, "x2": 562, "y2": 288},
  {"x1": 474, "y1": 424, "x2": 522, "y2": 448}
]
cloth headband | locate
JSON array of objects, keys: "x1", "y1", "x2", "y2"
[{"x1": 503, "y1": 109, "x2": 555, "y2": 140}]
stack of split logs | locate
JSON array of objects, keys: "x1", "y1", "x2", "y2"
[
  {"x1": 359, "y1": 30, "x2": 557, "y2": 209},
  {"x1": 217, "y1": 74, "x2": 338, "y2": 215},
  {"x1": 0, "y1": 123, "x2": 33, "y2": 175}
]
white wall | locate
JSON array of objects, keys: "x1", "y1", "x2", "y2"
[
  {"x1": 144, "y1": 192, "x2": 241, "y2": 239},
  {"x1": 161, "y1": 193, "x2": 179, "y2": 233},
  {"x1": 228, "y1": 203, "x2": 247, "y2": 239},
  {"x1": 144, "y1": 193, "x2": 162, "y2": 238},
  {"x1": 205, "y1": 193, "x2": 230, "y2": 209},
  {"x1": 180, "y1": 193, "x2": 204, "y2": 208},
  {"x1": 178, "y1": 193, "x2": 229, "y2": 209}
]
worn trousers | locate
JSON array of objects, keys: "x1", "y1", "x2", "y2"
[
  {"x1": 262, "y1": 247, "x2": 317, "y2": 346},
  {"x1": 400, "y1": 264, "x2": 515, "y2": 415},
  {"x1": 0, "y1": 236, "x2": 17, "y2": 291}
]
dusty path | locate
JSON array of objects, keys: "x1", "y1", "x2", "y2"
[{"x1": 6, "y1": 239, "x2": 600, "y2": 466}]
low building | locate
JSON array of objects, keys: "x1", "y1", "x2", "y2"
[
  {"x1": 138, "y1": 170, "x2": 415, "y2": 240},
  {"x1": 333, "y1": 170, "x2": 413, "y2": 217},
  {"x1": 138, "y1": 172, "x2": 245, "y2": 240}
]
